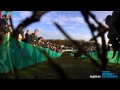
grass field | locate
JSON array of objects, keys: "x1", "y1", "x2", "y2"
[{"x1": 0, "y1": 52, "x2": 120, "y2": 79}]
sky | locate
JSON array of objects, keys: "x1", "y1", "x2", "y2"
[{"x1": 3, "y1": 11, "x2": 113, "y2": 44}]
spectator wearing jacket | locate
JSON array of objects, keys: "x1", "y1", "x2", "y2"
[{"x1": 28, "y1": 29, "x2": 39, "y2": 46}]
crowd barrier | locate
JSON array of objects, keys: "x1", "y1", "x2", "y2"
[
  {"x1": 0, "y1": 36, "x2": 120, "y2": 73},
  {"x1": 71, "y1": 51, "x2": 120, "y2": 64},
  {"x1": 0, "y1": 36, "x2": 62, "y2": 73}
]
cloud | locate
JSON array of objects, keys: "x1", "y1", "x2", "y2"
[
  {"x1": 53, "y1": 16, "x2": 85, "y2": 25},
  {"x1": 38, "y1": 30, "x2": 66, "y2": 40},
  {"x1": 40, "y1": 12, "x2": 55, "y2": 25},
  {"x1": 40, "y1": 18, "x2": 52, "y2": 25},
  {"x1": 12, "y1": 17, "x2": 21, "y2": 22},
  {"x1": 69, "y1": 17, "x2": 85, "y2": 23},
  {"x1": 13, "y1": 11, "x2": 32, "y2": 23},
  {"x1": 41, "y1": 12, "x2": 85, "y2": 26},
  {"x1": 19, "y1": 11, "x2": 32, "y2": 18},
  {"x1": 12, "y1": 11, "x2": 32, "y2": 28},
  {"x1": 12, "y1": 17, "x2": 23, "y2": 28},
  {"x1": 68, "y1": 26, "x2": 76, "y2": 29}
]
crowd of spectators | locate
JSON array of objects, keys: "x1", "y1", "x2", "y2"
[{"x1": 0, "y1": 11, "x2": 74, "y2": 53}]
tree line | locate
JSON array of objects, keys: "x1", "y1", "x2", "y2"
[{"x1": 46, "y1": 39, "x2": 100, "y2": 50}]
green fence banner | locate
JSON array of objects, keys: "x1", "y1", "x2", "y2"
[
  {"x1": 1, "y1": 36, "x2": 120, "y2": 73},
  {"x1": 0, "y1": 36, "x2": 62, "y2": 73}
]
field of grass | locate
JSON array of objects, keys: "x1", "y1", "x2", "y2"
[{"x1": 0, "y1": 52, "x2": 120, "y2": 79}]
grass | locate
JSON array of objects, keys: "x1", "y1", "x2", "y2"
[{"x1": 0, "y1": 52, "x2": 120, "y2": 79}]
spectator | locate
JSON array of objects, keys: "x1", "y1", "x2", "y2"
[
  {"x1": 0, "y1": 18, "x2": 6, "y2": 44},
  {"x1": 24, "y1": 30, "x2": 31, "y2": 43},
  {"x1": 16, "y1": 30, "x2": 25, "y2": 42},
  {"x1": 20, "y1": 31, "x2": 25, "y2": 41},
  {"x1": 0, "y1": 18, "x2": 6, "y2": 33},
  {"x1": 9, "y1": 25, "x2": 13, "y2": 33},
  {"x1": 17, "y1": 33, "x2": 22, "y2": 41},
  {"x1": 28, "y1": 29, "x2": 39, "y2": 46},
  {"x1": 46, "y1": 41, "x2": 50, "y2": 48},
  {"x1": 105, "y1": 15, "x2": 112, "y2": 26},
  {"x1": 2, "y1": 12, "x2": 11, "y2": 36},
  {"x1": 37, "y1": 37, "x2": 44, "y2": 47}
]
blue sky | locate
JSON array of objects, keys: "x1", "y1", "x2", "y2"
[{"x1": 4, "y1": 11, "x2": 113, "y2": 44}]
